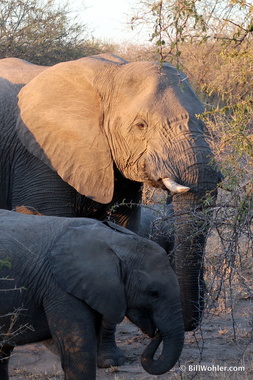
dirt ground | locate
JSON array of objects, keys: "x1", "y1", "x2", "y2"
[{"x1": 9, "y1": 297, "x2": 252, "y2": 380}]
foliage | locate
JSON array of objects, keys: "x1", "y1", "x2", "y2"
[
  {"x1": 0, "y1": 257, "x2": 11, "y2": 270},
  {"x1": 131, "y1": 0, "x2": 205, "y2": 64},
  {"x1": 131, "y1": 1, "x2": 253, "y2": 65},
  {"x1": 0, "y1": 0, "x2": 102, "y2": 65}
]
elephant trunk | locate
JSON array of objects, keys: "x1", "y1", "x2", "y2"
[
  {"x1": 173, "y1": 197, "x2": 206, "y2": 330},
  {"x1": 141, "y1": 313, "x2": 184, "y2": 375},
  {"x1": 159, "y1": 129, "x2": 218, "y2": 331},
  {"x1": 147, "y1": 126, "x2": 219, "y2": 331},
  {"x1": 172, "y1": 168, "x2": 218, "y2": 331}
]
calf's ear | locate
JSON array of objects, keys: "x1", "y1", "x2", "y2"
[{"x1": 49, "y1": 226, "x2": 126, "y2": 324}]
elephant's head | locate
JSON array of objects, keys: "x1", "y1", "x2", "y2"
[
  {"x1": 49, "y1": 220, "x2": 184, "y2": 375},
  {"x1": 17, "y1": 54, "x2": 220, "y2": 330}
]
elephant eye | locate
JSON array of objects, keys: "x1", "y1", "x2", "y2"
[
  {"x1": 135, "y1": 120, "x2": 147, "y2": 131},
  {"x1": 137, "y1": 123, "x2": 146, "y2": 130},
  {"x1": 149, "y1": 290, "x2": 160, "y2": 299}
]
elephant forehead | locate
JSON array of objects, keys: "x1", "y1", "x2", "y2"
[
  {"x1": 112, "y1": 63, "x2": 202, "y2": 120},
  {"x1": 119, "y1": 61, "x2": 178, "y2": 79},
  {"x1": 115, "y1": 62, "x2": 179, "y2": 94}
]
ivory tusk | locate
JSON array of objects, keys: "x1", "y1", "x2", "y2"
[{"x1": 162, "y1": 178, "x2": 190, "y2": 194}]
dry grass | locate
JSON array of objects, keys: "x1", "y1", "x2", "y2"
[{"x1": 10, "y1": 368, "x2": 63, "y2": 380}]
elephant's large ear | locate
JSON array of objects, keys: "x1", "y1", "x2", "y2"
[
  {"x1": 17, "y1": 57, "x2": 117, "y2": 204},
  {"x1": 49, "y1": 225, "x2": 126, "y2": 324}
]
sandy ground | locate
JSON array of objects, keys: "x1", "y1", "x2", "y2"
[{"x1": 8, "y1": 297, "x2": 253, "y2": 380}]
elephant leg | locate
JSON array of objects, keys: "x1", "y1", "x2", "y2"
[
  {"x1": 98, "y1": 320, "x2": 125, "y2": 368},
  {"x1": 0, "y1": 345, "x2": 13, "y2": 380},
  {"x1": 44, "y1": 294, "x2": 100, "y2": 380}
]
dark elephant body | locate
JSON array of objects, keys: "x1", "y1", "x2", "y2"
[
  {"x1": 0, "y1": 210, "x2": 184, "y2": 380},
  {"x1": 0, "y1": 55, "x2": 219, "y2": 345}
]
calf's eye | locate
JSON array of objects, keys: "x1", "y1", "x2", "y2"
[{"x1": 149, "y1": 290, "x2": 160, "y2": 299}]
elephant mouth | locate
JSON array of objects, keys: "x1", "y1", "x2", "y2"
[
  {"x1": 144, "y1": 174, "x2": 190, "y2": 195},
  {"x1": 126, "y1": 308, "x2": 156, "y2": 338}
]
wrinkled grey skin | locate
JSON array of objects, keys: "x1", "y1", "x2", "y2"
[
  {"x1": 0, "y1": 55, "x2": 220, "y2": 366},
  {"x1": 0, "y1": 210, "x2": 184, "y2": 380}
]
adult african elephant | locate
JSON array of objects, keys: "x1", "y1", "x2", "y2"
[
  {"x1": 0, "y1": 210, "x2": 184, "y2": 380},
  {"x1": 0, "y1": 54, "x2": 219, "y2": 364}
]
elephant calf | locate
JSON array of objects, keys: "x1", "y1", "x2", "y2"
[{"x1": 0, "y1": 210, "x2": 184, "y2": 380}]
